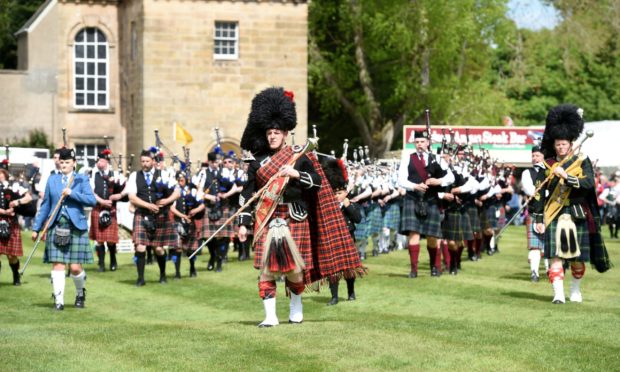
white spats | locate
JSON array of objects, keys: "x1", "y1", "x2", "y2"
[
  {"x1": 552, "y1": 279, "x2": 565, "y2": 304},
  {"x1": 70, "y1": 270, "x2": 86, "y2": 296},
  {"x1": 528, "y1": 250, "x2": 541, "y2": 275},
  {"x1": 258, "y1": 298, "x2": 279, "y2": 328},
  {"x1": 51, "y1": 270, "x2": 65, "y2": 305},
  {"x1": 289, "y1": 292, "x2": 303, "y2": 323},
  {"x1": 569, "y1": 278, "x2": 583, "y2": 303}
]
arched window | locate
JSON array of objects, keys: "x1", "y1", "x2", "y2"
[{"x1": 74, "y1": 28, "x2": 108, "y2": 108}]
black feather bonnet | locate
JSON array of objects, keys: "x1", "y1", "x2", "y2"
[
  {"x1": 321, "y1": 157, "x2": 348, "y2": 192},
  {"x1": 541, "y1": 104, "x2": 584, "y2": 159},
  {"x1": 240, "y1": 87, "x2": 297, "y2": 156}
]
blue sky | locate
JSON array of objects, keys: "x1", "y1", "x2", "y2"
[{"x1": 506, "y1": 0, "x2": 560, "y2": 30}]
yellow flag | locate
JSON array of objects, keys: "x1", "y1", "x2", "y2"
[{"x1": 174, "y1": 122, "x2": 193, "y2": 145}]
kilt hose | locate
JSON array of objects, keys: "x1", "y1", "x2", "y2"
[
  {"x1": 465, "y1": 205, "x2": 481, "y2": 233},
  {"x1": 525, "y1": 216, "x2": 544, "y2": 251},
  {"x1": 354, "y1": 204, "x2": 370, "y2": 242},
  {"x1": 383, "y1": 201, "x2": 401, "y2": 230},
  {"x1": 0, "y1": 216, "x2": 23, "y2": 256},
  {"x1": 367, "y1": 202, "x2": 384, "y2": 235},
  {"x1": 89, "y1": 205, "x2": 119, "y2": 243},
  {"x1": 201, "y1": 204, "x2": 235, "y2": 240},
  {"x1": 44, "y1": 217, "x2": 92, "y2": 264},
  {"x1": 441, "y1": 210, "x2": 463, "y2": 242},
  {"x1": 176, "y1": 218, "x2": 201, "y2": 251},
  {"x1": 252, "y1": 205, "x2": 312, "y2": 274},
  {"x1": 133, "y1": 209, "x2": 177, "y2": 248},
  {"x1": 400, "y1": 198, "x2": 443, "y2": 238}
]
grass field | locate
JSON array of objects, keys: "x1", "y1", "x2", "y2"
[{"x1": 1, "y1": 226, "x2": 619, "y2": 371}]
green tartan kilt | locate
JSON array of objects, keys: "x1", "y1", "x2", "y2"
[
  {"x1": 382, "y1": 201, "x2": 401, "y2": 230},
  {"x1": 441, "y1": 210, "x2": 463, "y2": 241},
  {"x1": 544, "y1": 215, "x2": 590, "y2": 261},
  {"x1": 354, "y1": 205, "x2": 370, "y2": 241},
  {"x1": 400, "y1": 198, "x2": 443, "y2": 238},
  {"x1": 481, "y1": 205, "x2": 499, "y2": 230},
  {"x1": 465, "y1": 205, "x2": 481, "y2": 233},
  {"x1": 367, "y1": 202, "x2": 384, "y2": 235},
  {"x1": 43, "y1": 221, "x2": 92, "y2": 264},
  {"x1": 460, "y1": 209, "x2": 474, "y2": 241}
]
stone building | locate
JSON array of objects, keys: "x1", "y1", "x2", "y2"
[{"x1": 0, "y1": 0, "x2": 308, "y2": 167}]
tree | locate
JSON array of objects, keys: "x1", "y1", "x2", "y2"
[
  {"x1": 309, "y1": 0, "x2": 514, "y2": 157},
  {"x1": 0, "y1": 0, "x2": 44, "y2": 69},
  {"x1": 8, "y1": 128, "x2": 54, "y2": 152}
]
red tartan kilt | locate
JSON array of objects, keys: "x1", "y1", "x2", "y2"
[
  {"x1": 201, "y1": 206, "x2": 235, "y2": 239},
  {"x1": 89, "y1": 205, "x2": 119, "y2": 243},
  {"x1": 252, "y1": 205, "x2": 312, "y2": 272},
  {"x1": 0, "y1": 217, "x2": 23, "y2": 256},
  {"x1": 133, "y1": 209, "x2": 177, "y2": 248},
  {"x1": 177, "y1": 218, "x2": 201, "y2": 251}
]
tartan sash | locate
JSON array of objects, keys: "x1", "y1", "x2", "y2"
[
  {"x1": 254, "y1": 146, "x2": 295, "y2": 238},
  {"x1": 544, "y1": 154, "x2": 584, "y2": 224}
]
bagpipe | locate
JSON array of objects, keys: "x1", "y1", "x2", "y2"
[{"x1": 2, "y1": 145, "x2": 39, "y2": 218}]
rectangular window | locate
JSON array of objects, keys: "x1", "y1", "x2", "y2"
[
  {"x1": 74, "y1": 28, "x2": 109, "y2": 109},
  {"x1": 214, "y1": 21, "x2": 238, "y2": 60},
  {"x1": 75, "y1": 144, "x2": 106, "y2": 168}
]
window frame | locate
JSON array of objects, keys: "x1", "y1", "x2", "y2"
[
  {"x1": 213, "y1": 21, "x2": 239, "y2": 61},
  {"x1": 73, "y1": 27, "x2": 110, "y2": 110},
  {"x1": 75, "y1": 144, "x2": 107, "y2": 168}
]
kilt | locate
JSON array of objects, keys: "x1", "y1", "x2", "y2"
[
  {"x1": 367, "y1": 202, "x2": 383, "y2": 235},
  {"x1": 44, "y1": 218, "x2": 92, "y2": 264},
  {"x1": 354, "y1": 204, "x2": 370, "y2": 241},
  {"x1": 400, "y1": 198, "x2": 443, "y2": 238},
  {"x1": 382, "y1": 201, "x2": 401, "y2": 230},
  {"x1": 253, "y1": 204, "x2": 312, "y2": 272},
  {"x1": 0, "y1": 217, "x2": 23, "y2": 256},
  {"x1": 89, "y1": 205, "x2": 119, "y2": 243},
  {"x1": 465, "y1": 205, "x2": 481, "y2": 233},
  {"x1": 441, "y1": 210, "x2": 463, "y2": 241},
  {"x1": 544, "y1": 214, "x2": 589, "y2": 261},
  {"x1": 132, "y1": 209, "x2": 177, "y2": 248},
  {"x1": 176, "y1": 218, "x2": 201, "y2": 251},
  {"x1": 525, "y1": 216, "x2": 544, "y2": 250},
  {"x1": 481, "y1": 205, "x2": 499, "y2": 230},
  {"x1": 460, "y1": 209, "x2": 474, "y2": 241},
  {"x1": 201, "y1": 205, "x2": 235, "y2": 239}
]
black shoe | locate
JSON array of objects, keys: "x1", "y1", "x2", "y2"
[
  {"x1": 347, "y1": 293, "x2": 356, "y2": 301},
  {"x1": 54, "y1": 303, "x2": 64, "y2": 311},
  {"x1": 135, "y1": 278, "x2": 146, "y2": 287},
  {"x1": 408, "y1": 271, "x2": 418, "y2": 278},
  {"x1": 159, "y1": 275, "x2": 168, "y2": 284},
  {"x1": 207, "y1": 259, "x2": 214, "y2": 271},
  {"x1": 359, "y1": 252, "x2": 366, "y2": 261},
  {"x1": 215, "y1": 259, "x2": 222, "y2": 273},
  {"x1": 174, "y1": 272, "x2": 181, "y2": 280},
  {"x1": 75, "y1": 289, "x2": 86, "y2": 308},
  {"x1": 110, "y1": 264, "x2": 117, "y2": 272},
  {"x1": 469, "y1": 255, "x2": 478, "y2": 262},
  {"x1": 146, "y1": 258, "x2": 154, "y2": 265},
  {"x1": 531, "y1": 271, "x2": 539, "y2": 283},
  {"x1": 431, "y1": 267, "x2": 441, "y2": 277},
  {"x1": 13, "y1": 275, "x2": 21, "y2": 286},
  {"x1": 449, "y1": 268, "x2": 457, "y2": 275},
  {"x1": 327, "y1": 297, "x2": 338, "y2": 306},
  {"x1": 288, "y1": 319, "x2": 303, "y2": 324},
  {"x1": 371, "y1": 249, "x2": 379, "y2": 257},
  {"x1": 189, "y1": 268, "x2": 197, "y2": 278}
]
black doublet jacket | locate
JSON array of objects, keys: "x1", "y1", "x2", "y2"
[
  {"x1": 405, "y1": 153, "x2": 447, "y2": 204},
  {"x1": 341, "y1": 202, "x2": 362, "y2": 238},
  {"x1": 238, "y1": 152, "x2": 321, "y2": 227}
]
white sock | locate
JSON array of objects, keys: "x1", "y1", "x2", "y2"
[
  {"x1": 51, "y1": 270, "x2": 65, "y2": 305},
  {"x1": 528, "y1": 250, "x2": 541, "y2": 275},
  {"x1": 71, "y1": 270, "x2": 86, "y2": 296},
  {"x1": 544, "y1": 258, "x2": 549, "y2": 271}
]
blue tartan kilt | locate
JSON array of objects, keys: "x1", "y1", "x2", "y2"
[
  {"x1": 367, "y1": 202, "x2": 384, "y2": 236},
  {"x1": 43, "y1": 220, "x2": 92, "y2": 264},
  {"x1": 460, "y1": 209, "x2": 474, "y2": 241},
  {"x1": 441, "y1": 210, "x2": 463, "y2": 241},
  {"x1": 465, "y1": 205, "x2": 481, "y2": 233},
  {"x1": 382, "y1": 201, "x2": 401, "y2": 230},
  {"x1": 400, "y1": 198, "x2": 443, "y2": 238},
  {"x1": 544, "y1": 214, "x2": 590, "y2": 261},
  {"x1": 525, "y1": 216, "x2": 544, "y2": 250},
  {"x1": 354, "y1": 205, "x2": 370, "y2": 241}
]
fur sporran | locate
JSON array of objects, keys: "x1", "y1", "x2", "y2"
[
  {"x1": 555, "y1": 213, "x2": 580, "y2": 259},
  {"x1": 142, "y1": 215, "x2": 157, "y2": 240},
  {"x1": 176, "y1": 220, "x2": 193, "y2": 239},
  {"x1": 0, "y1": 220, "x2": 11, "y2": 241},
  {"x1": 53, "y1": 226, "x2": 72, "y2": 247},
  {"x1": 208, "y1": 207, "x2": 222, "y2": 222},
  {"x1": 414, "y1": 199, "x2": 428, "y2": 219}
]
